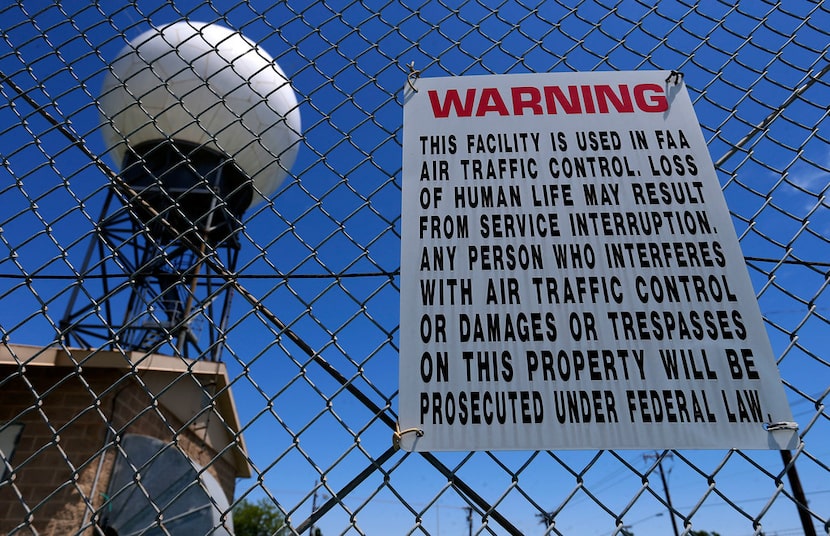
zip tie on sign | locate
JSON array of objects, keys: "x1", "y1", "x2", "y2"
[
  {"x1": 764, "y1": 421, "x2": 799, "y2": 432},
  {"x1": 407, "y1": 61, "x2": 420, "y2": 92},
  {"x1": 393, "y1": 422, "x2": 424, "y2": 450},
  {"x1": 665, "y1": 70, "x2": 684, "y2": 85}
]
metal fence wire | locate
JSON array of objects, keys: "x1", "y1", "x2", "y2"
[{"x1": 0, "y1": 1, "x2": 828, "y2": 535}]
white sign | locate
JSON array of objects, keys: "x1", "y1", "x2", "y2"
[{"x1": 398, "y1": 71, "x2": 797, "y2": 451}]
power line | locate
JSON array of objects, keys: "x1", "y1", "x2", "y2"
[{"x1": 0, "y1": 271, "x2": 399, "y2": 280}]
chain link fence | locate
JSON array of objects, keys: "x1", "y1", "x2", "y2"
[{"x1": 1, "y1": 1, "x2": 828, "y2": 535}]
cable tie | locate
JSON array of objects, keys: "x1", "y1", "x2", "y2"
[
  {"x1": 764, "y1": 421, "x2": 798, "y2": 432},
  {"x1": 406, "y1": 61, "x2": 421, "y2": 92},
  {"x1": 393, "y1": 423, "x2": 424, "y2": 450},
  {"x1": 665, "y1": 70, "x2": 684, "y2": 85}
]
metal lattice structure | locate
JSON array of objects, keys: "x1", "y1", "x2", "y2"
[{"x1": 1, "y1": 2, "x2": 828, "y2": 535}]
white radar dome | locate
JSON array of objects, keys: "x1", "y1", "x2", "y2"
[{"x1": 100, "y1": 21, "x2": 301, "y2": 207}]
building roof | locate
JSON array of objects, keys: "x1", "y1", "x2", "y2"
[{"x1": 0, "y1": 343, "x2": 251, "y2": 478}]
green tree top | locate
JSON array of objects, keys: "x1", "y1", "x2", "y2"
[
  {"x1": 232, "y1": 498, "x2": 323, "y2": 536},
  {"x1": 233, "y1": 498, "x2": 286, "y2": 536}
]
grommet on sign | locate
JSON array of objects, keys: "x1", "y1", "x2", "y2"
[{"x1": 393, "y1": 423, "x2": 424, "y2": 450}]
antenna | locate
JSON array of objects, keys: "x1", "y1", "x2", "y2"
[
  {"x1": 60, "y1": 21, "x2": 301, "y2": 360},
  {"x1": 101, "y1": 434, "x2": 233, "y2": 535}
]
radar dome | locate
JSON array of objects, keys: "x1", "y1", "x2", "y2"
[{"x1": 99, "y1": 21, "x2": 301, "y2": 216}]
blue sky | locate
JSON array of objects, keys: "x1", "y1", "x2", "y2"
[{"x1": 1, "y1": 1, "x2": 828, "y2": 535}]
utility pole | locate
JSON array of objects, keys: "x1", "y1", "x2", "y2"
[
  {"x1": 780, "y1": 450, "x2": 817, "y2": 536},
  {"x1": 465, "y1": 506, "x2": 473, "y2": 536},
  {"x1": 310, "y1": 480, "x2": 320, "y2": 536},
  {"x1": 537, "y1": 511, "x2": 555, "y2": 533},
  {"x1": 645, "y1": 452, "x2": 680, "y2": 536}
]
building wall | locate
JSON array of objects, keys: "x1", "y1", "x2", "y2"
[{"x1": 0, "y1": 364, "x2": 238, "y2": 535}]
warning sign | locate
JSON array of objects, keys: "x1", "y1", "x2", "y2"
[{"x1": 398, "y1": 71, "x2": 797, "y2": 451}]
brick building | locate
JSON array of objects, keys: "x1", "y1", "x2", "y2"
[{"x1": 0, "y1": 344, "x2": 249, "y2": 535}]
